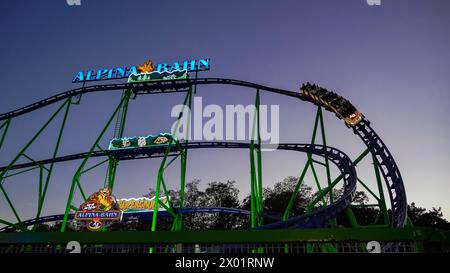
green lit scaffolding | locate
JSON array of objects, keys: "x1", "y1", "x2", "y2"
[{"x1": 0, "y1": 78, "x2": 448, "y2": 253}]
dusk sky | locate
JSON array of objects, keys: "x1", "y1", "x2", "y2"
[{"x1": 0, "y1": 0, "x2": 449, "y2": 225}]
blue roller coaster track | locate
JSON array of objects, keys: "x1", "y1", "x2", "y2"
[{"x1": 0, "y1": 78, "x2": 407, "y2": 233}]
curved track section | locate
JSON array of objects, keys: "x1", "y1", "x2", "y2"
[
  {"x1": 353, "y1": 118, "x2": 407, "y2": 227},
  {"x1": 0, "y1": 78, "x2": 407, "y2": 227},
  {"x1": 0, "y1": 207, "x2": 283, "y2": 232},
  {"x1": 0, "y1": 142, "x2": 356, "y2": 232},
  {"x1": 0, "y1": 79, "x2": 298, "y2": 121}
]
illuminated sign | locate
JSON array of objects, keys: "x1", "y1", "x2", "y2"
[
  {"x1": 117, "y1": 196, "x2": 170, "y2": 212},
  {"x1": 109, "y1": 133, "x2": 176, "y2": 150},
  {"x1": 74, "y1": 188, "x2": 122, "y2": 231},
  {"x1": 128, "y1": 69, "x2": 188, "y2": 83},
  {"x1": 72, "y1": 58, "x2": 209, "y2": 83}
]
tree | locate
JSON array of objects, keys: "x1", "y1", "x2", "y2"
[
  {"x1": 39, "y1": 177, "x2": 447, "y2": 232},
  {"x1": 408, "y1": 203, "x2": 450, "y2": 229},
  {"x1": 204, "y1": 181, "x2": 242, "y2": 230},
  {"x1": 182, "y1": 179, "x2": 210, "y2": 230},
  {"x1": 241, "y1": 176, "x2": 313, "y2": 216},
  {"x1": 142, "y1": 179, "x2": 245, "y2": 231}
]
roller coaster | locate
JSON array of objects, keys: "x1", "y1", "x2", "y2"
[{"x1": 0, "y1": 75, "x2": 448, "y2": 253}]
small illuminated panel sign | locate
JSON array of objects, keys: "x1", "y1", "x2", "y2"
[
  {"x1": 75, "y1": 211, "x2": 121, "y2": 220},
  {"x1": 74, "y1": 188, "x2": 122, "y2": 231},
  {"x1": 109, "y1": 133, "x2": 176, "y2": 150},
  {"x1": 117, "y1": 197, "x2": 170, "y2": 212},
  {"x1": 73, "y1": 58, "x2": 209, "y2": 83},
  {"x1": 75, "y1": 188, "x2": 171, "y2": 231},
  {"x1": 128, "y1": 69, "x2": 188, "y2": 83}
]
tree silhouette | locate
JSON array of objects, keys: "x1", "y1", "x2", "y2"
[
  {"x1": 408, "y1": 203, "x2": 450, "y2": 230},
  {"x1": 29, "y1": 177, "x2": 449, "y2": 232}
]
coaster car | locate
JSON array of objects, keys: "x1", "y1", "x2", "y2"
[{"x1": 300, "y1": 83, "x2": 363, "y2": 126}]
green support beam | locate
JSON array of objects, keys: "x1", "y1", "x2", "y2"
[
  {"x1": 152, "y1": 85, "x2": 193, "y2": 233},
  {"x1": 249, "y1": 89, "x2": 263, "y2": 228},
  {"x1": 33, "y1": 98, "x2": 71, "y2": 230},
  {"x1": 372, "y1": 154, "x2": 390, "y2": 225},
  {"x1": 306, "y1": 148, "x2": 371, "y2": 211},
  {"x1": 100, "y1": 90, "x2": 132, "y2": 232},
  {"x1": 255, "y1": 90, "x2": 263, "y2": 226},
  {"x1": 0, "y1": 99, "x2": 71, "y2": 231},
  {"x1": 60, "y1": 92, "x2": 131, "y2": 232},
  {"x1": 317, "y1": 107, "x2": 336, "y2": 226},
  {"x1": 284, "y1": 106, "x2": 324, "y2": 220}
]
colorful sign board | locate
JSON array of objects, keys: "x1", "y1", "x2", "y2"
[
  {"x1": 117, "y1": 196, "x2": 170, "y2": 212},
  {"x1": 75, "y1": 187, "x2": 171, "y2": 231},
  {"x1": 109, "y1": 133, "x2": 176, "y2": 150},
  {"x1": 72, "y1": 58, "x2": 209, "y2": 83},
  {"x1": 74, "y1": 188, "x2": 122, "y2": 231},
  {"x1": 128, "y1": 69, "x2": 188, "y2": 83}
]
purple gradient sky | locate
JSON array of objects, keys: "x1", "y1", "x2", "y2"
[{"x1": 0, "y1": 0, "x2": 449, "y2": 224}]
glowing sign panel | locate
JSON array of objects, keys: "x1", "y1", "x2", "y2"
[
  {"x1": 117, "y1": 197, "x2": 170, "y2": 212},
  {"x1": 74, "y1": 188, "x2": 122, "y2": 231},
  {"x1": 75, "y1": 188, "x2": 171, "y2": 231},
  {"x1": 128, "y1": 69, "x2": 188, "y2": 83},
  {"x1": 73, "y1": 58, "x2": 209, "y2": 83},
  {"x1": 109, "y1": 133, "x2": 176, "y2": 150}
]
